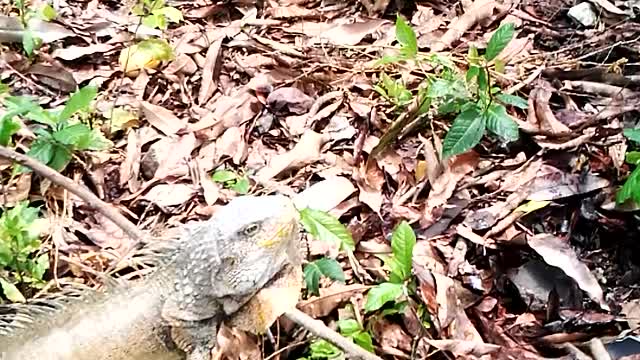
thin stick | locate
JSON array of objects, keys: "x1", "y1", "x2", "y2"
[
  {"x1": 284, "y1": 308, "x2": 383, "y2": 360},
  {"x1": 0, "y1": 146, "x2": 147, "y2": 244},
  {"x1": 0, "y1": 145, "x2": 381, "y2": 360}
]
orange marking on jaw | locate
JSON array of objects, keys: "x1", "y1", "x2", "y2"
[{"x1": 257, "y1": 221, "x2": 295, "y2": 248}]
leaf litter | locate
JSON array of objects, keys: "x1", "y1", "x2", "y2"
[{"x1": 3, "y1": 0, "x2": 640, "y2": 359}]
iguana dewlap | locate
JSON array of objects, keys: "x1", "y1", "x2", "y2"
[{"x1": 0, "y1": 195, "x2": 301, "y2": 360}]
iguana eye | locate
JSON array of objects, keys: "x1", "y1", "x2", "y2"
[{"x1": 243, "y1": 223, "x2": 260, "y2": 236}]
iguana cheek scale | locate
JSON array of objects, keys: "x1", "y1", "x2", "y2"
[{"x1": 0, "y1": 195, "x2": 302, "y2": 360}]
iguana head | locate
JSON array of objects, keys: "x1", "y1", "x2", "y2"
[{"x1": 162, "y1": 195, "x2": 301, "y2": 322}]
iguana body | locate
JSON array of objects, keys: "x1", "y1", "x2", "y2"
[{"x1": 0, "y1": 195, "x2": 301, "y2": 360}]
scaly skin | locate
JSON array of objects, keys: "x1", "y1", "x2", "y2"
[{"x1": 0, "y1": 195, "x2": 301, "y2": 360}]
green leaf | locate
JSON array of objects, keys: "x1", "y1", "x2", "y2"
[
  {"x1": 391, "y1": 221, "x2": 416, "y2": 282},
  {"x1": 466, "y1": 65, "x2": 480, "y2": 82},
  {"x1": 624, "y1": 129, "x2": 640, "y2": 144},
  {"x1": 58, "y1": 85, "x2": 98, "y2": 123},
  {"x1": 618, "y1": 166, "x2": 640, "y2": 204},
  {"x1": 26, "y1": 139, "x2": 55, "y2": 169},
  {"x1": 477, "y1": 68, "x2": 488, "y2": 92},
  {"x1": 337, "y1": 319, "x2": 361, "y2": 336},
  {"x1": 22, "y1": 29, "x2": 36, "y2": 56},
  {"x1": 48, "y1": 144, "x2": 72, "y2": 171},
  {"x1": 442, "y1": 106, "x2": 486, "y2": 159},
  {"x1": 352, "y1": 332, "x2": 374, "y2": 353},
  {"x1": 308, "y1": 339, "x2": 342, "y2": 359},
  {"x1": 0, "y1": 278, "x2": 25, "y2": 303},
  {"x1": 484, "y1": 103, "x2": 519, "y2": 142},
  {"x1": 485, "y1": 23, "x2": 515, "y2": 61},
  {"x1": 0, "y1": 116, "x2": 20, "y2": 146},
  {"x1": 154, "y1": 6, "x2": 183, "y2": 23},
  {"x1": 53, "y1": 123, "x2": 112, "y2": 151},
  {"x1": 299, "y1": 208, "x2": 355, "y2": 251},
  {"x1": 304, "y1": 258, "x2": 346, "y2": 296},
  {"x1": 626, "y1": 151, "x2": 640, "y2": 165},
  {"x1": 31, "y1": 254, "x2": 49, "y2": 281},
  {"x1": 496, "y1": 93, "x2": 528, "y2": 109},
  {"x1": 136, "y1": 38, "x2": 174, "y2": 61},
  {"x1": 365, "y1": 282, "x2": 404, "y2": 312},
  {"x1": 39, "y1": 3, "x2": 57, "y2": 21},
  {"x1": 212, "y1": 170, "x2": 237, "y2": 183},
  {"x1": 395, "y1": 14, "x2": 417, "y2": 57},
  {"x1": 142, "y1": 13, "x2": 162, "y2": 29},
  {"x1": 231, "y1": 176, "x2": 250, "y2": 194}
]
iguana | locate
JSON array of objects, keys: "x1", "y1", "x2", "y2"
[{"x1": 0, "y1": 194, "x2": 302, "y2": 360}]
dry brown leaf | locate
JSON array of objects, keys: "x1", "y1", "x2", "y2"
[
  {"x1": 527, "y1": 82, "x2": 572, "y2": 136},
  {"x1": 256, "y1": 130, "x2": 329, "y2": 182},
  {"x1": 354, "y1": 160, "x2": 385, "y2": 213},
  {"x1": 422, "y1": 152, "x2": 479, "y2": 227},
  {"x1": 198, "y1": 38, "x2": 223, "y2": 105},
  {"x1": 51, "y1": 43, "x2": 115, "y2": 60},
  {"x1": 371, "y1": 318, "x2": 412, "y2": 353},
  {"x1": 189, "y1": 92, "x2": 261, "y2": 137},
  {"x1": 267, "y1": 87, "x2": 313, "y2": 115},
  {"x1": 153, "y1": 133, "x2": 199, "y2": 180},
  {"x1": 0, "y1": 173, "x2": 31, "y2": 206},
  {"x1": 298, "y1": 283, "x2": 369, "y2": 318},
  {"x1": 79, "y1": 213, "x2": 134, "y2": 254},
  {"x1": 315, "y1": 19, "x2": 389, "y2": 46},
  {"x1": 139, "y1": 101, "x2": 187, "y2": 136},
  {"x1": 26, "y1": 64, "x2": 77, "y2": 93},
  {"x1": 293, "y1": 176, "x2": 356, "y2": 211},
  {"x1": 528, "y1": 165, "x2": 609, "y2": 201},
  {"x1": 422, "y1": 339, "x2": 500, "y2": 357},
  {"x1": 431, "y1": 0, "x2": 497, "y2": 52},
  {"x1": 527, "y1": 233, "x2": 609, "y2": 310},
  {"x1": 119, "y1": 130, "x2": 141, "y2": 192},
  {"x1": 141, "y1": 183, "x2": 197, "y2": 207},
  {"x1": 269, "y1": 5, "x2": 318, "y2": 19},
  {"x1": 215, "y1": 324, "x2": 261, "y2": 360},
  {"x1": 215, "y1": 126, "x2": 247, "y2": 165}
]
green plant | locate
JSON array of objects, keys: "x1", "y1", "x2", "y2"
[
  {"x1": 337, "y1": 319, "x2": 374, "y2": 352},
  {"x1": 131, "y1": 0, "x2": 183, "y2": 30},
  {"x1": 617, "y1": 129, "x2": 640, "y2": 204},
  {"x1": 1, "y1": 85, "x2": 112, "y2": 172},
  {"x1": 12, "y1": 0, "x2": 57, "y2": 56},
  {"x1": 0, "y1": 202, "x2": 49, "y2": 302},
  {"x1": 440, "y1": 23, "x2": 525, "y2": 158},
  {"x1": 364, "y1": 221, "x2": 415, "y2": 313},
  {"x1": 298, "y1": 208, "x2": 350, "y2": 295},
  {"x1": 211, "y1": 169, "x2": 250, "y2": 194},
  {"x1": 298, "y1": 339, "x2": 344, "y2": 359},
  {"x1": 374, "y1": 16, "x2": 527, "y2": 160}
]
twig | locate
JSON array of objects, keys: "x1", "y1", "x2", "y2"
[
  {"x1": 0, "y1": 145, "x2": 381, "y2": 360},
  {"x1": 284, "y1": 308, "x2": 383, "y2": 360},
  {"x1": 0, "y1": 145, "x2": 147, "y2": 244}
]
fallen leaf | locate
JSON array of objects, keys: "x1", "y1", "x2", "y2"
[
  {"x1": 266, "y1": 87, "x2": 313, "y2": 115},
  {"x1": 293, "y1": 176, "x2": 356, "y2": 211},
  {"x1": 527, "y1": 233, "x2": 609, "y2": 310},
  {"x1": 315, "y1": 19, "x2": 389, "y2": 46},
  {"x1": 51, "y1": 43, "x2": 116, "y2": 60},
  {"x1": 256, "y1": 130, "x2": 329, "y2": 182},
  {"x1": 140, "y1": 101, "x2": 187, "y2": 136},
  {"x1": 422, "y1": 339, "x2": 501, "y2": 357},
  {"x1": 141, "y1": 183, "x2": 197, "y2": 207},
  {"x1": 154, "y1": 133, "x2": 199, "y2": 179},
  {"x1": 198, "y1": 38, "x2": 223, "y2": 104}
]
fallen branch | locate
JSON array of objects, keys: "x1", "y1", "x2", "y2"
[
  {"x1": 0, "y1": 145, "x2": 382, "y2": 360},
  {"x1": 0, "y1": 145, "x2": 146, "y2": 243}
]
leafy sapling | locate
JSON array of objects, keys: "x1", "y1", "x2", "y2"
[
  {"x1": 364, "y1": 221, "x2": 416, "y2": 313},
  {"x1": 1, "y1": 85, "x2": 112, "y2": 172},
  {"x1": 617, "y1": 129, "x2": 640, "y2": 204},
  {"x1": 298, "y1": 208, "x2": 351, "y2": 295},
  {"x1": 0, "y1": 202, "x2": 49, "y2": 303},
  {"x1": 131, "y1": 0, "x2": 183, "y2": 30},
  {"x1": 441, "y1": 22, "x2": 526, "y2": 159}
]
